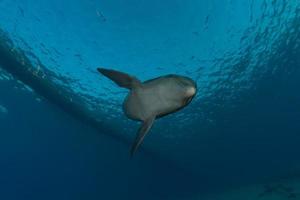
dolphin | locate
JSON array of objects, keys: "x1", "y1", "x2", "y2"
[{"x1": 97, "y1": 68, "x2": 197, "y2": 156}]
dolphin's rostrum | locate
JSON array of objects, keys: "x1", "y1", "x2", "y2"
[{"x1": 97, "y1": 68, "x2": 197, "y2": 156}]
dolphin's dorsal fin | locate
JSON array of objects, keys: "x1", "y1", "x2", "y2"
[
  {"x1": 97, "y1": 68, "x2": 141, "y2": 89},
  {"x1": 130, "y1": 116, "x2": 155, "y2": 156}
]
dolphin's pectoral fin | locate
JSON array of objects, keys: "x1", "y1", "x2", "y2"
[
  {"x1": 97, "y1": 68, "x2": 141, "y2": 89},
  {"x1": 130, "y1": 116, "x2": 155, "y2": 156}
]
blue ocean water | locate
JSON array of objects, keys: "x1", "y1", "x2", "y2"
[{"x1": 0, "y1": 0, "x2": 300, "y2": 199}]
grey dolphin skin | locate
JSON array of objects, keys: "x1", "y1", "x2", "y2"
[{"x1": 97, "y1": 68, "x2": 197, "y2": 156}]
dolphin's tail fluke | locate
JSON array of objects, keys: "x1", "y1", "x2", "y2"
[{"x1": 97, "y1": 68, "x2": 141, "y2": 89}]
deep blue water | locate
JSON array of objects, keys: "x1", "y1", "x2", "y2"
[{"x1": 0, "y1": 0, "x2": 300, "y2": 199}]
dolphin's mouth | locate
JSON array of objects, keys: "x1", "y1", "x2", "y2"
[{"x1": 184, "y1": 96, "x2": 193, "y2": 105}]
